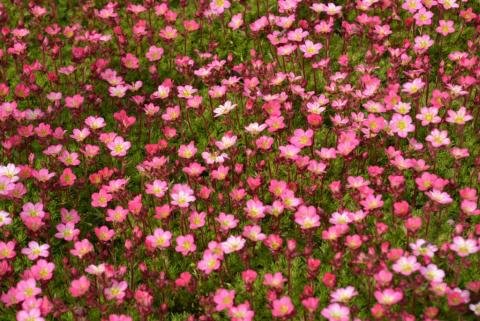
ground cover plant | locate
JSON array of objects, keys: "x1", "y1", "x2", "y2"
[{"x1": 0, "y1": 0, "x2": 480, "y2": 320}]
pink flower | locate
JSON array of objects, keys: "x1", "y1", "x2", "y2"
[
  {"x1": 420, "y1": 264, "x2": 445, "y2": 283},
  {"x1": 402, "y1": 78, "x2": 424, "y2": 95},
  {"x1": 177, "y1": 85, "x2": 197, "y2": 99},
  {"x1": 145, "y1": 228, "x2": 172, "y2": 250},
  {"x1": 109, "y1": 315, "x2": 133, "y2": 321},
  {"x1": 106, "y1": 206, "x2": 129, "y2": 223},
  {"x1": 402, "y1": 0, "x2": 423, "y2": 13},
  {"x1": 189, "y1": 211, "x2": 206, "y2": 229},
  {"x1": 446, "y1": 106, "x2": 473, "y2": 125},
  {"x1": 436, "y1": 20, "x2": 455, "y2": 36},
  {"x1": 109, "y1": 85, "x2": 128, "y2": 98},
  {"x1": 69, "y1": 275, "x2": 90, "y2": 297},
  {"x1": 228, "y1": 301, "x2": 255, "y2": 321},
  {"x1": 228, "y1": 13, "x2": 244, "y2": 30},
  {"x1": 16, "y1": 309, "x2": 45, "y2": 321},
  {"x1": 272, "y1": 296, "x2": 294, "y2": 317},
  {"x1": 414, "y1": 8, "x2": 433, "y2": 26},
  {"x1": 392, "y1": 256, "x2": 420, "y2": 276},
  {"x1": 416, "y1": 107, "x2": 441, "y2": 126},
  {"x1": 302, "y1": 297, "x2": 319, "y2": 313},
  {"x1": 21, "y1": 241, "x2": 49, "y2": 261},
  {"x1": 178, "y1": 141, "x2": 197, "y2": 159},
  {"x1": 145, "y1": 46, "x2": 164, "y2": 62},
  {"x1": 121, "y1": 53, "x2": 139, "y2": 69},
  {"x1": 294, "y1": 205, "x2": 320, "y2": 229},
  {"x1": 31, "y1": 168, "x2": 56, "y2": 183},
  {"x1": 58, "y1": 150, "x2": 81, "y2": 166},
  {"x1": 426, "y1": 189, "x2": 453, "y2": 204},
  {"x1": 91, "y1": 190, "x2": 113, "y2": 208},
  {"x1": 289, "y1": 129, "x2": 314, "y2": 148},
  {"x1": 414, "y1": 34, "x2": 434, "y2": 52},
  {"x1": 0, "y1": 210, "x2": 11, "y2": 227},
  {"x1": 175, "y1": 234, "x2": 196, "y2": 256},
  {"x1": 16, "y1": 278, "x2": 41, "y2": 302},
  {"x1": 461, "y1": 199, "x2": 480, "y2": 216},
  {"x1": 85, "y1": 264, "x2": 106, "y2": 276},
  {"x1": 331, "y1": 286, "x2": 358, "y2": 303},
  {"x1": 107, "y1": 136, "x2": 131, "y2": 157},
  {"x1": 197, "y1": 251, "x2": 221, "y2": 275},
  {"x1": 94, "y1": 226, "x2": 115, "y2": 242},
  {"x1": 30, "y1": 259, "x2": 55, "y2": 281},
  {"x1": 390, "y1": 114, "x2": 415, "y2": 138},
  {"x1": 450, "y1": 236, "x2": 479, "y2": 257},
  {"x1": 299, "y1": 40, "x2": 322, "y2": 58},
  {"x1": 360, "y1": 194, "x2": 384, "y2": 211},
  {"x1": 59, "y1": 168, "x2": 76, "y2": 186},
  {"x1": 85, "y1": 116, "x2": 106, "y2": 130},
  {"x1": 105, "y1": 280, "x2": 128, "y2": 301},
  {"x1": 170, "y1": 184, "x2": 196, "y2": 208},
  {"x1": 20, "y1": 202, "x2": 45, "y2": 222},
  {"x1": 426, "y1": 129, "x2": 451, "y2": 148},
  {"x1": 70, "y1": 239, "x2": 94, "y2": 258},
  {"x1": 242, "y1": 225, "x2": 266, "y2": 242},
  {"x1": 263, "y1": 272, "x2": 286, "y2": 289},
  {"x1": 65, "y1": 94, "x2": 84, "y2": 109},
  {"x1": 210, "y1": 0, "x2": 230, "y2": 14},
  {"x1": 54, "y1": 222, "x2": 80, "y2": 241},
  {"x1": 183, "y1": 162, "x2": 206, "y2": 177},
  {"x1": 438, "y1": 0, "x2": 459, "y2": 10},
  {"x1": 145, "y1": 180, "x2": 168, "y2": 198},
  {"x1": 214, "y1": 288, "x2": 235, "y2": 311},
  {"x1": 244, "y1": 198, "x2": 266, "y2": 220},
  {"x1": 0, "y1": 241, "x2": 16, "y2": 260}
]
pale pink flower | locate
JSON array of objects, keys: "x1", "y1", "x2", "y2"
[
  {"x1": 221, "y1": 235, "x2": 246, "y2": 254},
  {"x1": 21, "y1": 241, "x2": 49, "y2": 261},
  {"x1": 294, "y1": 205, "x2": 320, "y2": 229},
  {"x1": 105, "y1": 280, "x2": 128, "y2": 301},
  {"x1": 426, "y1": 129, "x2": 450, "y2": 147},
  {"x1": 107, "y1": 136, "x2": 131, "y2": 157},
  {"x1": 402, "y1": 78, "x2": 424, "y2": 95},
  {"x1": 446, "y1": 107, "x2": 473, "y2": 125},
  {"x1": 392, "y1": 256, "x2": 420, "y2": 276},
  {"x1": 170, "y1": 184, "x2": 196, "y2": 208},
  {"x1": 145, "y1": 180, "x2": 168, "y2": 198},
  {"x1": 321, "y1": 303, "x2": 350, "y2": 321},
  {"x1": 374, "y1": 288, "x2": 404, "y2": 305},
  {"x1": 299, "y1": 40, "x2": 322, "y2": 58},
  {"x1": 450, "y1": 236, "x2": 479, "y2": 257}
]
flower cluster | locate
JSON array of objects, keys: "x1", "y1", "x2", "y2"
[{"x1": 0, "y1": 0, "x2": 480, "y2": 320}]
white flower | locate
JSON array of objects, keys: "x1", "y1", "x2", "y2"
[
  {"x1": 0, "y1": 211, "x2": 12, "y2": 227},
  {"x1": 214, "y1": 100, "x2": 236, "y2": 117},
  {"x1": 0, "y1": 163, "x2": 20, "y2": 182},
  {"x1": 221, "y1": 235, "x2": 246, "y2": 254},
  {"x1": 245, "y1": 122, "x2": 267, "y2": 135},
  {"x1": 470, "y1": 302, "x2": 480, "y2": 316}
]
